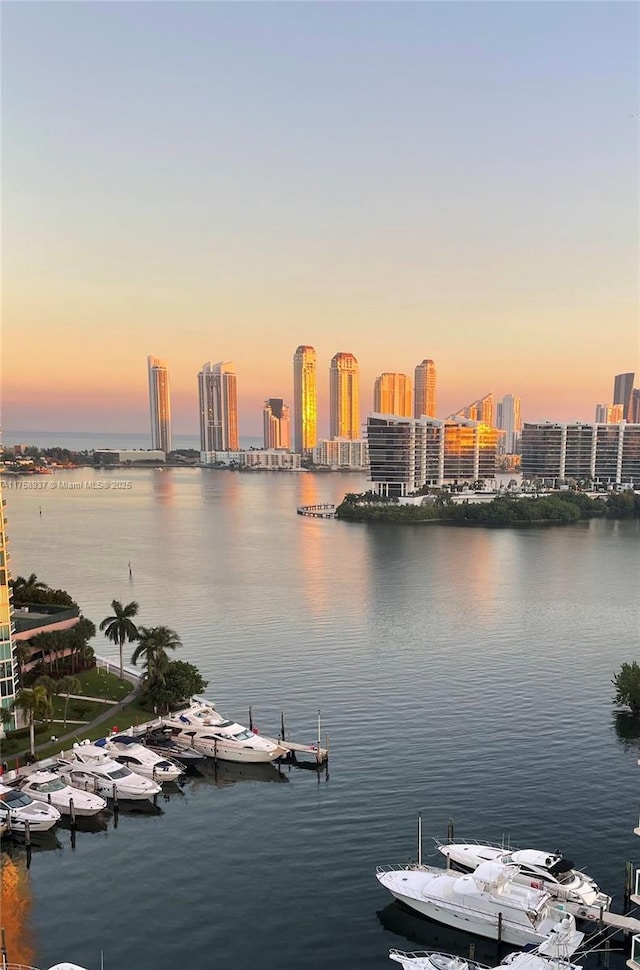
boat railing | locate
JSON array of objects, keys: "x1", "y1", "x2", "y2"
[
  {"x1": 377, "y1": 863, "x2": 428, "y2": 874},
  {"x1": 389, "y1": 948, "x2": 488, "y2": 967},
  {"x1": 434, "y1": 836, "x2": 520, "y2": 851}
]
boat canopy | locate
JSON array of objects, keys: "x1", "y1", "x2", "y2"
[{"x1": 548, "y1": 858, "x2": 575, "y2": 875}]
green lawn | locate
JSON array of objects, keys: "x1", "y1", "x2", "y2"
[
  {"x1": 29, "y1": 698, "x2": 155, "y2": 764},
  {"x1": 72, "y1": 667, "x2": 133, "y2": 701}
]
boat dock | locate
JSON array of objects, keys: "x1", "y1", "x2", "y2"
[
  {"x1": 296, "y1": 503, "x2": 335, "y2": 518},
  {"x1": 601, "y1": 911, "x2": 640, "y2": 933},
  {"x1": 276, "y1": 738, "x2": 329, "y2": 765}
]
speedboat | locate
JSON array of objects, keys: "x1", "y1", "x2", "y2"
[
  {"x1": 142, "y1": 727, "x2": 205, "y2": 767},
  {"x1": 19, "y1": 770, "x2": 107, "y2": 817},
  {"x1": 376, "y1": 860, "x2": 584, "y2": 950},
  {"x1": 389, "y1": 950, "x2": 582, "y2": 970},
  {"x1": 436, "y1": 842, "x2": 610, "y2": 918},
  {"x1": 94, "y1": 734, "x2": 184, "y2": 782},
  {"x1": 0, "y1": 782, "x2": 61, "y2": 833},
  {"x1": 162, "y1": 701, "x2": 285, "y2": 764},
  {"x1": 53, "y1": 743, "x2": 161, "y2": 801}
]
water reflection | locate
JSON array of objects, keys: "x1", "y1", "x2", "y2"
[
  {"x1": 612, "y1": 711, "x2": 640, "y2": 750},
  {"x1": 0, "y1": 853, "x2": 35, "y2": 965},
  {"x1": 188, "y1": 760, "x2": 289, "y2": 788}
]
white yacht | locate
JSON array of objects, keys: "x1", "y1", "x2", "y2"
[
  {"x1": 376, "y1": 860, "x2": 584, "y2": 950},
  {"x1": 0, "y1": 782, "x2": 61, "y2": 833},
  {"x1": 389, "y1": 949, "x2": 582, "y2": 970},
  {"x1": 94, "y1": 734, "x2": 184, "y2": 782},
  {"x1": 53, "y1": 744, "x2": 162, "y2": 801},
  {"x1": 436, "y1": 842, "x2": 610, "y2": 918},
  {"x1": 162, "y1": 702, "x2": 285, "y2": 764},
  {"x1": 19, "y1": 770, "x2": 107, "y2": 817}
]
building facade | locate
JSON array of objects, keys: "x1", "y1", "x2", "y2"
[
  {"x1": 521, "y1": 421, "x2": 640, "y2": 485},
  {"x1": 0, "y1": 497, "x2": 17, "y2": 731},
  {"x1": 594, "y1": 404, "x2": 624, "y2": 424},
  {"x1": 293, "y1": 345, "x2": 317, "y2": 455},
  {"x1": 329, "y1": 353, "x2": 360, "y2": 440},
  {"x1": 263, "y1": 399, "x2": 291, "y2": 450},
  {"x1": 367, "y1": 415, "x2": 498, "y2": 495},
  {"x1": 201, "y1": 450, "x2": 302, "y2": 470},
  {"x1": 198, "y1": 361, "x2": 240, "y2": 452},
  {"x1": 496, "y1": 394, "x2": 522, "y2": 453},
  {"x1": 449, "y1": 392, "x2": 494, "y2": 427},
  {"x1": 613, "y1": 373, "x2": 635, "y2": 421},
  {"x1": 312, "y1": 438, "x2": 369, "y2": 469},
  {"x1": 147, "y1": 356, "x2": 172, "y2": 453},
  {"x1": 414, "y1": 359, "x2": 437, "y2": 419},
  {"x1": 373, "y1": 373, "x2": 412, "y2": 417}
]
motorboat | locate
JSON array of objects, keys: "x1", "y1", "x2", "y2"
[
  {"x1": 141, "y1": 727, "x2": 205, "y2": 767},
  {"x1": 94, "y1": 734, "x2": 184, "y2": 782},
  {"x1": 162, "y1": 701, "x2": 285, "y2": 764},
  {"x1": 18, "y1": 769, "x2": 107, "y2": 817},
  {"x1": 376, "y1": 860, "x2": 584, "y2": 950},
  {"x1": 436, "y1": 842, "x2": 610, "y2": 918},
  {"x1": 52, "y1": 743, "x2": 161, "y2": 801},
  {"x1": 0, "y1": 782, "x2": 61, "y2": 833},
  {"x1": 389, "y1": 950, "x2": 582, "y2": 970}
]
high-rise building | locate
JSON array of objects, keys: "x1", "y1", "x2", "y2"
[
  {"x1": 330, "y1": 353, "x2": 360, "y2": 440},
  {"x1": 198, "y1": 361, "x2": 240, "y2": 452},
  {"x1": 414, "y1": 359, "x2": 437, "y2": 418},
  {"x1": 449, "y1": 392, "x2": 494, "y2": 427},
  {"x1": 594, "y1": 404, "x2": 624, "y2": 424},
  {"x1": 631, "y1": 389, "x2": 640, "y2": 424},
  {"x1": 495, "y1": 394, "x2": 522, "y2": 453},
  {"x1": 147, "y1": 356, "x2": 172, "y2": 453},
  {"x1": 373, "y1": 373, "x2": 412, "y2": 417},
  {"x1": 0, "y1": 495, "x2": 17, "y2": 732},
  {"x1": 263, "y1": 398, "x2": 291, "y2": 450},
  {"x1": 293, "y1": 346, "x2": 317, "y2": 455},
  {"x1": 613, "y1": 373, "x2": 635, "y2": 421},
  {"x1": 521, "y1": 421, "x2": 640, "y2": 485}
]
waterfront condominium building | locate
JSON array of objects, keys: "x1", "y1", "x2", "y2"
[
  {"x1": 0, "y1": 496, "x2": 17, "y2": 732},
  {"x1": 373, "y1": 373, "x2": 412, "y2": 418},
  {"x1": 293, "y1": 345, "x2": 317, "y2": 455},
  {"x1": 263, "y1": 398, "x2": 291, "y2": 450},
  {"x1": 613, "y1": 372, "x2": 635, "y2": 421},
  {"x1": 367, "y1": 414, "x2": 498, "y2": 495},
  {"x1": 414, "y1": 359, "x2": 437, "y2": 419},
  {"x1": 594, "y1": 404, "x2": 624, "y2": 424},
  {"x1": 330, "y1": 353, "x2": 360, "y2": 440},
  {"x1": 147, "y1": 356, "x2": 172, "y2": 453},
  {"x1": 495, "y1": 394, "x2": 522, "y2": 453},
  {"x1": 198, "y1": 361, "x2": 240, "y2": 452},
  {"x1": 449, "y1": 392, "x2": 494, "y2": 427},
  {"x1": 521, "y1": 421, "x2": 640, "y2": 485},
  {"x1": 312, "y1": 438, "x2": 369, "y2": 469}
]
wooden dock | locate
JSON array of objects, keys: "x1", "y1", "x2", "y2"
[
  {"x1": 602, "y1": 910, "x2": 640, "y2": 933},
  {"x1": 296, "y1": 503, "x2": 335, "y2": 518},
  {"x1": 275, "y1": 738, "x2": 329, "y2": 765}
]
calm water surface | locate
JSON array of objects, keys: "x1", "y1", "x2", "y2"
[{"x1": 3, "y1": 468, "x2": 639, "y2": 970}]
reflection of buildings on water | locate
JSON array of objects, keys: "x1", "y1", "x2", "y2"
[
  {"x1": 190, "y1": 759, "x2": 289, "y2": 789},
  {"x1": 0, "y1": 853, "x2": 35, "y2": 966}
]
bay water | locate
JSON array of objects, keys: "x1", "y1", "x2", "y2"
[{"x1": 3, "y1": 467, "x2": 639, "y2": 969}]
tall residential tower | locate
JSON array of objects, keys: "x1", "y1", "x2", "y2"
[
  {"x1": 414, "y1": 359, "x2": 437, "y2": 418},
  {"x1": 373, "y1": 373, "x2": 412, "y2": 417},
  {"x1": 496, "y1": 394, "x2": 522, "y2": 453},
  {"x1": 330, "y1": 353, "x2": 360, "y2": 440},
  {"x1": 293, "y1": 345, "x2": 317, "y2": 454},
  {"x1": 147, "y1": 356, "x2": 172, "y2": 453},
  {"x1": 613, "y1": 372, "x2": 635, "y2": 421},
  {"x1": 263, "y1": 399, "x2": 291, "y2": 450},
  {"x1": 198, "y1": 361, "x2": 240, "y2": 452}
]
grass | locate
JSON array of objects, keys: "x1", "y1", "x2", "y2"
[
  {"x1": 30, "y1": 698, "x2": 154, "y2": 764},
  {"x1": 70, "y1": 667, "x2": 132, "y2": 701}
]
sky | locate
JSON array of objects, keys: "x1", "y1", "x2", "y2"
[{"x1": 2, "y1": 1, "x2": 638, "y2": 438}]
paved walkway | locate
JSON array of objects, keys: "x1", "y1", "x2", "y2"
[
  {"x1": 9, "y1": 669, "x2": 140, "y2": 766},
  {"x1": 65, "y1": 693, "x2": 119, "y2": 705}
]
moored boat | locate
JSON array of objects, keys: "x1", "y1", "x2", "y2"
[
  {"x1": 0, "y1": 782, "x2": 61, "y2": 833},
  {"x1": 18, "y1": 770, "x2": 107, "y2": 817},
  {"x1": 94, "y1": 734, "x2": 184, "y2": 782},
  {"x1": 162, "y1": 701, "x2": 285, "y2": 764}
]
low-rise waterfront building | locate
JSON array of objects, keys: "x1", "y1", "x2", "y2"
[
  {"x1": 95, "y1": 449, "x2": 166, "y2": 464},
  {"x1": 521, "y1": 421, "x2": 640, "y2": 485},
  {"x1": 367, "y1": 414, "x2": 498, "y2": 496},
  {"x1": 312, "y1": 439, "x2": 369, "y2": 469},
  {"x1": 201, "y1": 450, "x2": 302, "y2": 470},
  {"x1": 13, "y1": 603, "x2": 82, "y2": 674}
]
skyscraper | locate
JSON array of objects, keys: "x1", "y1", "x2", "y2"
[
  {"x1": 613, "y1": 373, "x2": 635, "y2": 421},
  {"x1": 373, "y1": 373, "x2": 412, "y2": 417},
  {"x1": 449, "y1": 392, "x2": 494, "y2": 427},
  {"x1": 414, "y1": 359, "x2": 437, "y2": 418},
  {"x1": 293, "y1": 345, "x2": 317, "y2": 454},
  {"x1": 0, "y1": 495, "x2": 17, "y2": 732},
  {"x1": 263, "y1": 398, "x2": 291, "y2": 450},
  {"x1": 198, "y1": 361, "x2": 240, "y2": 452},
  {"x1": 330, "y1": 352, "x2": 360, "y2": 440},
  {"x1": 495, "y1": 394, "x2": 522, "y2": 453},
  {"x1": 147, "y1": 356, "x2": 172, "y2": 453}
]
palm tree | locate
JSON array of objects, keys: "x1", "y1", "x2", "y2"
[
  {"x1": 11, "y1": 573, "x2": 49, "y2": 603},
  {"x1": 99, "y1": 600, "x2": 140, "y2": 680},
  {"x1": 12, "y1": 686, "x2": 53, "y2": 757},
  {"x1": 15, "y1": 641, "x2": 32, "y2": 683},
  {"x1": 57, "y1": 675, "x2": 81, "y2": 728},
  {"x1": 131, "y1": 626, "x2": 182, "y2": 686}
]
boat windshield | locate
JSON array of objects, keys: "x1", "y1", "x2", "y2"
[
  {"x1": 32, "y1": 779, "x2": 66, "y2": 793},
  {"x1": 233, "y1": 729, "x2": 253, "y2": 741},
  {"x1": 0, "y1": 791, "x2": 32, "y2": 807},
  {"x1": 107, "y1": 767, "x2": 132, "y2": 780}
]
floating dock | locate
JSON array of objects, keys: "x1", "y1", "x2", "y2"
[{"x1": 296, "y1": 503, "x2": 335, "y2": 518}]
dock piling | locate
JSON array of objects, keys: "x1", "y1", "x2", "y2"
[
  {"x1": 498, "y1": 912, "x2": 503, "y2": 944},
  {"x1": 447, "y1": 817, "x2": 455, "y2": 842},
  {"x1": 1, "y1": 926, "x2": 8, "y2": 968},
  {"x1": 469, "y1": 943, "x2": 475, "y2": 961},
  {"x1": 24, "y1": 819, "x2": 31, "y2": 870},
  {"x1": 280, "y1": 711, "x2": 286, "y2": 742},
  {"x1": 249, "y1": 706, "x2": 253, "y2": 732},
  {"x1": 70, "y1": 797, "x2": 76, "y2": 830}
]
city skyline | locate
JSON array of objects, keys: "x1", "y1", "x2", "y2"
[{"x1": 2, "y1": 3, "x2": 638, "y2": 435}]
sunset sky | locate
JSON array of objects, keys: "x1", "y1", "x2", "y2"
[{"x1": 2, "y1": 2, "x2": 638, "y2": 438}]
